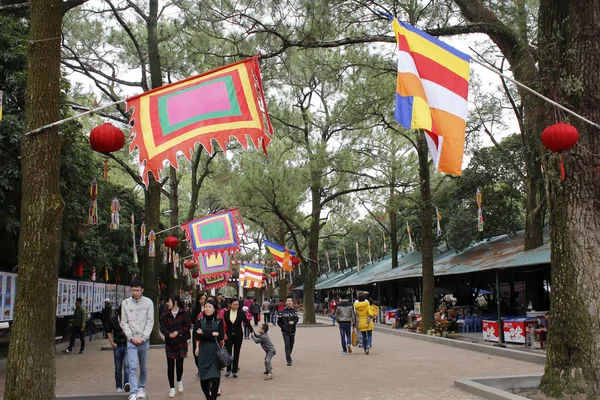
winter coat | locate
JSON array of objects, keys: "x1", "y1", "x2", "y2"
[
  {"x1": 195, "y1": 314, "x2": 224, "y2": 380},
  {"x1": 106, "y1": 315, "x2": 127, "y2": 346},
  {"x1": 223, "y1": 309, "x2": 253, "y2": 338},
  {"x1": 277, "y1": 306, "x2": 299, "y2": 336},
  {"x1": 354, "y1": 300, "x2": 378, "y2": 332},
  {"x1": 334, "y1": 301, "x2": 355, "y2": 323},
  {"x1": 120, "y1": 296, "x2": 154, "y2": 342},
  {"x1": 160, "y1": 309, "x2": 192, "y2": 359}
]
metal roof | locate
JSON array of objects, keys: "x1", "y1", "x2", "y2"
[{"x1": 315, "y1": 228, "x2": 550, "y2": 289}]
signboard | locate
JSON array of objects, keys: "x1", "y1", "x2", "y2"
[
  {"x1": 503, "y1": 318, "x2": 538, "y2": 344},
  {"x1": 56, "y1": 278, "x2": 78, "y2": 317},
  {"x1": 116, "y1": 285, "x2": 126, "y2": 307},
  {"x1": 93, "y1": 283, "x2": 105, "y2": 313},
  {"x1": 105, "y1": 284, "x2": 117, "y2": 308},
  {"x1": 413, "y1": 302, "x2": 421, "y2": 315},
  {"x1": 0, "y1": 272, "x2": 17, "y2": 321},
  {"x1": 77, "y1": 281, "x2": 94, "y2": 314},
  {"x1": 123, "y1": 286, "x2": 131, "y2": 301}
]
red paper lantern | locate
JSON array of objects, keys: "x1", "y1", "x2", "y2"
[
  {"x1": 189, "y1": 290, "x2": 193, "y2": 295},
  {"x1": 184, "y1": 260, "x2": 194, "y2": 269},
  {"x1": 192, "y1": 271, "x2": 199, "y2": 279},
  {"x1": 262, "y1": 274, "x2": 267, "y2": 281},
  {"x1": 291, "y1": 256, "x2": 301, "y2": 265},
  {"x1": 164, "y1": 236, "x2": 178, "y2": 248},
  {"x1": 270, "y1": 271, "x2": 277, "y2": 278},
  {"x1": 89, "y1": 123, "x2": 125, "y2": 153},
  {"x1": 541, "y1": 123, "x2": 579, "y2": 180},
  {"x1": 75, "y1": 262, "x2": 85, "y2": 278}
]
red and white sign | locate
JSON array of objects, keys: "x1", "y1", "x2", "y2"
[
  {"x1": 385, "y1": 311, "x2": 396, "y2": 325},
  {"x1": 503, "y1": 318, "x2": 538, "y2": 344},
  {"x1": 482, "y1": 320, "x2": 500, "y2": 342}
]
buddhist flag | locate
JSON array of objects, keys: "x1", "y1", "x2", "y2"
[
  {"x1": 241, "y1": 263, "x2": 263, "y2": 288},
  {"x1": 238, "y1": 264, "x2": 245, "y2": 287},
  {"x1": 127, "y1": 56, "x2": 273, "y2": 185},
  {"x1": 392, "y1": 19, "x2": 470, "y2": 175},
  {"x1": 264, "y1": 239, "x2": 297, "y2": 272}
]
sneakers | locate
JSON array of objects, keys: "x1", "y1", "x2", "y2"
[
  {"x1": 128, "y1": 395, "x2": 137, "y2": 400},
  {"x1": 62, "y1": 349, "x2": 71, "y2": 353},
  {"x1": 365, "y1": 345, "x2": 370, "y2": 355},
  {"x1": 347, "y1": 345, "x2": 352, "y2": 354},
  {"x1": 116, "y1": 388, "x2": 123, "y2": 393},
  {"x1": 169, "y1": 388, "x2": 176, "y2": 398},
  {"x1": 177, "y1": 381, "x2": 184, "y2": 392},
  {"x1": 232, "y1": 373, "x2": 238, "y2": 378},
  {"x1": 224, "y1": 371, "x2": 231, "y2": 378},
  {"x1": 79, "y1": 350, "x2": 84, "y2": 354},
  {"x1": 125, "y1": 383, "x2": 130, "y2": 392},
  {"x1": 264, "y1": 369, "x2": 269, "y2": 375},
  {"x1": 341, "y1": 351, "x2": 347, "y2": 354},
  {"x1": 137, "y1": 388, "x2": 147, "y2": 398},
  {"x1": 286, "y1": 361, "x2": 292, "y2": 366}
]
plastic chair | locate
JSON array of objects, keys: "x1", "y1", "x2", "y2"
[
  {"x1": 472, "y1": 316, "x2": 482, "y2": 333},
  {"x1": 464, "y1": 316, "x2": 474, "y2": 332}
]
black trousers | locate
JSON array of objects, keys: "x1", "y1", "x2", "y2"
[
  {"x1": 253, "y1": 313, "x2": 259, "y2": 326},
  {"x1": 67, "y1": 325, "x2": 85, "y2": 352},
  {"x1": 200, "y1": 377, "x2": 220, "y2": 400},
  {"x1": 282, "y1": 334, "x2": 295, "y2": 362},
  {"x1": 225, "y1": 334, "x2": 243, "y2": 373},
  {"x1": 167, "y1": 356, "x2": 184, "y2": 388},
  {"x1": 263, "y1": 312, "x2": 270, "y2": 323}
]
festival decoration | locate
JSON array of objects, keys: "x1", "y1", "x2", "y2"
[
  {"x1": 392, "y1": 19, "x2": 470, "y2": 175},
  {"x1": 91, "y1": 267, "x2": 96, "y2": 282},
  {"x1": 270, "y1": 271, "x2": 277, "y2": 278},
  {"x1": 198, "y1": 252, "x2": 232, "y2": 280},
  {"x1": 90, "y1": 123, "x2": 125, "y2": 153},
  {"x1": 131, "y1": 214, "x2": 138, "y2": 265},
  {"x1": 126, "y1": 57, "x2": 273, "y2": 185},
  {"x1": 541, "y1": 122, "x2": 579, "y2": 180},
  {"x1": 140, "y1": 223, "x2": 146, "y2": 246},
  {"x1": 476, "y1": 188, "x2": 483, "y2": 232},
  {"x1": 75, "y1": 262, "x2": 84, "y2": 278},
  {"x1": 104, "y1": 267, "x2": 109, "y2": 282},
  {"x1": 436, "y1": 207, "x2": 442, "y2": 236},
  {"x1": 240, "y1": 263, "x2": 264, "y2": 288},
  {"x1": 263, "y1": 239, "x2": 298, "y2": 272},
  {"x1": 238, "y1": 264, "x2": 246, "y2": 287},
  {"x1": 173, "y1": 253, "x2": 179, "y2": 278},
  {"x1": 88, "y1": 180, "x2": 98, "y2": 225},
  {"x1": 110, "y1": 198, "x2": 120, "y2": 230},
  {"x1": 164, "y1": 236, "x2": 179, "y2": 248},
  {"x1": 344, "y1": 247, "x2": 349, "y2": 269},
  {"x1": 192, "y1": 271, "x2": 199, "y2": 279},
  {"x1": 383, "y1": 233, "x2": 387, "y2": 254},
  {"x1": 368, "y1": 237, "x2": 373, "y2": 264},
  {"x1": 201, "y1": 275, "x2": 229, "y2": 290},
  {"x1": 407, "y1": 221, "x2": 414, "y2": 252},
  {"x1": 148, "y1": 230, "x2": 156, "y2": 257},
  {"x1": 181, "y1": 209, "x2": 244, "y2": 257},
  {"x1": 184, "y1": 260, "x2": 194, "y2": 270}
]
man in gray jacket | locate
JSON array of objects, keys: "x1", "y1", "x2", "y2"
[
  {"x1": 334, "y1": 297, "x2": 355, "y2": 354},
  {"x1": 121, "y1": 280, "x2": 154, "y2": 400}
]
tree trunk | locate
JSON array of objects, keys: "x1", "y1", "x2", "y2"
[
  {"x1": 416, "y1": 133, "x2": 435, "y2": 333},
  {"x1": 389, "y1": 186, "x2": 399, "y2": 269},
  {"x1": 144, "y1": 177, "x2": 163, "y2": 343},
  {"x1": 4, "y1": 1, "x2": 63, "y2": 398},
  {"x1": 538, "y1": 1, "x2": 600, "y2": 397},
  {"x1": 302, "y1": 178, "x2": 321, "y2": 325},
  {"x1": 167, "y1": 165, "x2": 181, "y2": 296}
]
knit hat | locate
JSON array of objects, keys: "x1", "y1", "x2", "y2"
[{"x1": 242, "y1": 306, "x2": 249, "y2": 312}]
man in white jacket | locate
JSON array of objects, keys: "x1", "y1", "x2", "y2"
[{"x1": 121, "y1": 280, "x2": 154, "y2": 400}]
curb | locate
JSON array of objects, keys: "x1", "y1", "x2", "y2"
[{"x1": 454, "y1": 375, "x2": 541, "y2": 400}]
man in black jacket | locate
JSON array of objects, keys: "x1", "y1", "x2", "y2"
[
  {"x1": 106, "y1": 305, "x2": 130, "y2": 393},
  {"x1": 277, "y1": 296, "x2": 299, "y2": 366},
  {"x1": 102, "y1": 298, "x2": 112, "y2": 338}
]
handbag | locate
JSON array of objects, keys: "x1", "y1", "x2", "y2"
[
  {"x1": 214, "y1": 337, "x2": 233, "y2": 369},
  {"x1": 351, "y1": 328, "x2": 357, "y2": 347}
]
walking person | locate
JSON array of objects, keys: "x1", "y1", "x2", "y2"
[
  {"x1": 252, "y1": 324, "x2": 276, "y2": 381},
  {"x1": 251, "y1": 299, "x2": 261, "y2": 326},
  {"x1": 262, "y1": 297, "x2": 271, "y2": 325},
  {"x1": 277, "y1": 296, "x2": 299, "y2": 366},
  {"x1": 194, "y1": 299, "x2": 224, "y2": 400},
  {"x1": 102, "y1": 298, "x2": 112, "y2": 338},
  {"x1": 335, "y1": 297, "x2": 354, "y2": 354},
  {"x1": 329, "y1": 298, "x2": 337, "y2": 326},
  {"x1": 269, "y1": 299, "x2": 278, "y2": 326},
  {"x1": 354, "y1": 293, "x2": 379, "y2": 355},
  {"x1": 160, "y1": 295, "x2": 192, "y2": 398},
  {"x1": 191, "y1": 293, "x2": 207, "y2": 378},
  {"x1": 106, "y1": 305, "x2": 130, "y2": 393},
  {"x1": 121, "y1": 280, "x2": 154, "y2": 400},
  {"x1": 223, "y1": 298, "x2": 254, "y2": 378},
  {"x1": 63, "y1": 297, "x2": 86, "y2": 354}
]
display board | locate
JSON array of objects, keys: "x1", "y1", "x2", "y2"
[
  {"x1": 77, "y1": 281, "x2": 94, "y2": 314},
  {"x1": 56, "y1": 278, "x2": 78, "y2": 317},
  {"x1": 123, "y1": 286, "x2": 131, "y2": 300},
  {"x1": 93, "y1": 283, "x2": 106, "y2": 313},
  {"x1": 0, "y1": 272, "x2": 17, "y2": 321},
  {"x1": 116, "y1": 285, "x2": 126, "y2": 307},
  {"x1": 105, "y1": 284, "x2": 117, "y2": 308}
]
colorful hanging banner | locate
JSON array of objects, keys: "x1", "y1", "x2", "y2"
[
  {"x1": 88, "y1": 179, "x2": 98, "y2": 225},
  {"x1": 407, "y1": 221, "x2": 414, "y2": 252},
  {"x1": 198, "y1": 252, "x2": 232, "y2": 280},
  {"x1": 238, "y1": 264, "x2": 246, "y2": 287},
  {"x1": 173, "y1": 253, "x2": 179, "y2": 278},
  {"x1": 476, "y1": 188, "x2": 483, "y2": 232},
  {"x1": 436, "y1": 207, "x2": 442, "y2": 236},
  {"x1": 181, "y1": 209, "x2": 243, "y2": 257},
  {"x1": 263, "y1": 239, "x2": 297, "y2": 272},
  {"x1": 110, "y1": 198, "x2": 120, "y2": 230},
  {"x1": 131, "y1": 214, "x2": 138, "y2": 265},
  {"x1": 241, "y1": 263, "x2": 264, "y2": 288},
  {"x1": 148, "y1": 230, "x2": 156, "y2": 257},
  {"x1": 140, "y1": 223, "x2": 146, "y2": 246},
  {"x1": 127, "y1": 56, "x2": 273, "y2": 186},
  {"x1": 201, "y1": 275, "x2": 228, "y2": 290}
]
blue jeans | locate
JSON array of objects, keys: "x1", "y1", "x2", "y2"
[
  {"x1": 127, "y1": 340, "x2": 149, "y2": 393},
  {"x1": 361, "y1": 330, "x2": 372, "y2": 351},
  {"x1": 338, "y1": 322, "x2": 351, "y2": 352},
  {"x1": 113, "y1": 345, "x2": 129, "y2": 390},
  {"x1": 271, "y1": 312, "x2": 277, "y2": 324}
]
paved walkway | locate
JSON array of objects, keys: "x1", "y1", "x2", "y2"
[{"x1": 0, "y1": 319, "x2": 543, "y2": 399}]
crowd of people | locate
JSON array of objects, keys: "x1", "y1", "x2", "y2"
[{"x1": 99, "y1": 280, "x2": 298, "y2": 400}]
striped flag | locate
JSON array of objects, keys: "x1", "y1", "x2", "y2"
[
  {"x1": 242, "y1": 263, "x2": 264, "y2": 288},
  {"x1": 392, "y1": 18, "x2": 470, "y2": 175},
  {"x1": 238, "y1": 264, "x2": 245, "y2": 287}
]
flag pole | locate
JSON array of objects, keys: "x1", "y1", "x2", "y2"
[{"x1": 24, "y1": 98, "x2": 128, "y2": 136}]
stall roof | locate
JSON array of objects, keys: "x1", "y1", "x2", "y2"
[{"x1": 317, "y1": 228, "x2": 550, "y2": 289}]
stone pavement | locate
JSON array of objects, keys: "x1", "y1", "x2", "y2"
[{"x1": 0, "y1": 319, "x2": 543, "y2": 400}]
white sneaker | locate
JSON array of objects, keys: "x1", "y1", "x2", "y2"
[
  {"x1": 137, "y1": 388, "x2": 147, "y2": 398},
  {"x1": 116, "y1": 388, "x2": 123, "y2": 393},
  {"x1": 177, "y1": 381, "x2": 184, "y2": 392},
  {"x1": 128, "y1": 394, "x2": 137, "y2": 400},
  {"x1": 169, "y1": 388, "x2": 176, "y2": 398}
]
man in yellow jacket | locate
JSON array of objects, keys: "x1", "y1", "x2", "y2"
[{"x1": 353, "y1": 293, "x2": 379, "y2": 355}]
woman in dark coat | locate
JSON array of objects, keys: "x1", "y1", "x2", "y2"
[
  {"x1": 194, "y1": 299, "x2": 224, "y2": 400},
  {"x1": 160, "y1": 295, "x2": 192, "y2": 398},
  {"x1": 223, "y1": 298, "x2": 254, "y2": 377},
  {"x1": 191, "y1": 292, "x2": 207, "y2": 377}
]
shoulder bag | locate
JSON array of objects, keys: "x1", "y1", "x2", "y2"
[{"x1": 214, "y1": 337, "x2": 232, "y2": 369}]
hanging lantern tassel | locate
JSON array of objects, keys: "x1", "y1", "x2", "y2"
[
  {"x1": 104, "y1": 158, "x2": 109, "y2": 181},
  {"x1": 559, "y1": 154, "x2": 566, "y2": 181},
  {"x1": 110, "y1": 198, "x2": 120, "y2": 230},
  {"x1": 436, "y1": 208, "x2": 442, "y2": 237},
  {"x1": 148, "y1": 230, "x2": 156, "y2": 257},
  {"x1": 88, "y1": 179, "x2": 98, "y2": 225},
  {"x1": 476, "y1": 188, "x2": 484, "y2": 232}
]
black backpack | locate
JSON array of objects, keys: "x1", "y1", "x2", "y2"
[{"x1": 251, "y1": 302, "x2": 261, "y2": 314}]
